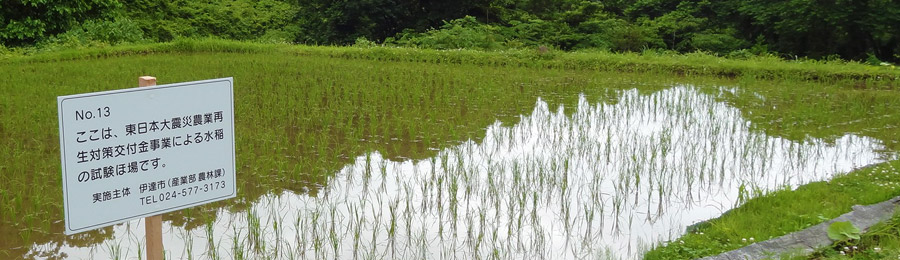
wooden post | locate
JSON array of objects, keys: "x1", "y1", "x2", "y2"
[
  {"x1": 139, "y1": 76, "x2": 157, "y2": 88},
  {"x1": 139, "y1": 76, "x2": 163, "y2": 260}
]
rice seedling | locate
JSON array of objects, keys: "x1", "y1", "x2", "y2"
[
  {"x1": 2, "y1": 42, "x2": 899, "y2": 259},
  {"x1": 78, "y1": 86, "x2": 881, "y2": 259}
]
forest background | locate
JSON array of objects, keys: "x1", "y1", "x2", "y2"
[{"x1": 1, "y1": 0, "x2": 898, "y2": 62}]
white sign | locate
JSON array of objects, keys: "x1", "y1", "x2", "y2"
[{"x1": 57, "y1": 78, "x2": 236, "y2": 235}]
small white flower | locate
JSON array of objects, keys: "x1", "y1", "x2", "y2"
[
  {"x1": 840, "y1": 250, "x2": 846, "y2": 255},
  {"x1": 741, "y1": 238, "x2": 747, "y2": 243},
  {"x1": 844, "y1": 246, "x2": 850, "y2": 251},
  {"x1": 874, "y1": 247, "x2": 881, "y2": 252},
  {"x1": 749, "y1": 237, "x2": 755, "y2": 242}
]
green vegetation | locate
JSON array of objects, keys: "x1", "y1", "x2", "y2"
[
  {"x1": 0, "y1": 40, "x2": 670, "y2": 258},
  {"x1": 2, "y1": 1, "x2": 899, "y2": 259},
  {"x1": 798, "y1": 211, "x2": 900, "y2": 259},
  {"x1": 643, "y1": 55, "x2": 900, "y2": 258},
  {"x1": 644, "y1": 161, "x2": 900, "y2": 259},
  {"x1": 0, "y1": 40, "x2": 899, "y2": 259},
  {"x1": 0, "y1": 0, "x2": 121, "y2": 46},
  {"x1": 827, "y1": 222, "x2": 860, "y2": 242},
  {"x1": 5, "y1": 39, "x2": 899, "y2": 84},
  {"x1": 2, "y1": 0, "x2": 899, "y2": 62}
]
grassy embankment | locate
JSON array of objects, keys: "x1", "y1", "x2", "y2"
[
  {"x1": 0, "y1": 39, "x2": 899, "y2": 259},
  {"x1": 6, "y1": 39, "x2": 898, "y2": 84}
]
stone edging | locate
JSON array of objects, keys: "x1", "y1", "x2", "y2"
[{"x1": 699, "y1": 196, "x2": 900, "y2": 260}]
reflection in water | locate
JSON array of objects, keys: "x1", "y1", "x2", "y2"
[{"x1": 31, "y1": 86, "x2": 890, "y2": 259}]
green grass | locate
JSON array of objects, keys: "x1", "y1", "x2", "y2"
[
  {"x1": 644, "y1": 161, "x2": 900, "y2": 259},
  {"x1": 4, "y1": 38, "x2": 899, "y2": 86},
  {"x1": 1, "y1": 40, "x2": 899, "y2": 259}
]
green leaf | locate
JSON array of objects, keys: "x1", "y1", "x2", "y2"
[{"x1": 827, "y1": 221, "x2": 860, "y2": 241}]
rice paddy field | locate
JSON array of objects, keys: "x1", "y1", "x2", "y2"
[{"x1": 2, "y1": 41, "x2": 900, "y2": 259}]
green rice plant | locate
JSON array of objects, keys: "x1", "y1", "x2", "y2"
[
  {"x1": 105, "y1": 240, "x2": 123, "y2": 260},
  {"x1": 205, "y1": 222, "x2": 218, "y2": 260},
  {"x1": 245, "y1": 209, "x2": 263, "y2": 253},
  {"x1": 183, "y1": 229, "x2": 194, "y2": 260},
  {"x1": 1, "y1": 40, "x2": 899, "y2": 260},
  {"x1": 231, "y1": 228, "x2": 245, "y2": 260}
]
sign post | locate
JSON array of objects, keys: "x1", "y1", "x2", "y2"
[
  {"x1": 57, "y1": 77, "x2": 236, "y2": 254},
  {"x1": 139, "y1": 76, "x2": 163, "y2": 260}
]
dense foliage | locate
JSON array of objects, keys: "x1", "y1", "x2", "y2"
[
  {"x1": 0, "y1": 0, "x2": 121, "y2": 46},
  {"x1": 1, "y1": 0, "x2": 898, "y2": 62}
]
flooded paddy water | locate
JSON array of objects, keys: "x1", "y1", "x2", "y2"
[
  {"x1": 17, "y1": 86, "x2": 892, "y2": 259},
  {"x1": 2, "y1": 52, "x2": 899, "y2": 260}
]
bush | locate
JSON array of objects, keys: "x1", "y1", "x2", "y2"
[
  {"x1": 690, "y1": 32, "x2": 748, "y2": 54},
  {"x1": 395, "y1": 16, "x2": 505, "y2": 50},
  {"x1": 502, "y1": 18, "x2": 572, "y2": 49},
  {"x1": 123, "y1": 0, "x2": 297, "y2": 42},
  {"x1": 257, "y1": 24, "x2": 301, "y2": 44},
  {"x1": 604, "y1": 19, "x2": 663, "y2": 52},
  {"x1": 0, "y1": 0, "x2": 122, "y2": 46},
  {"x1": 41, "y1": 18, "x2": 145, "y2": 48},
  {"x1": 726, "y1": 49, "x2": 755, "y2": 60},
  {"x1": 866, "y1": 53, "x2": 884, "y2": 66},
  {"x1": 353, "y1": 37, "x2": 378, "y2": 48}
]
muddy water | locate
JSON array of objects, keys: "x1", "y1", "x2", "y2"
[{"x1": 25, "y1": 86, "x2": 890, "y2": 259}]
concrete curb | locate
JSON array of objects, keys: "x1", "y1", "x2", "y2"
[{"x1": 699, "y1": 196, "x2": 900, "y2": 260}]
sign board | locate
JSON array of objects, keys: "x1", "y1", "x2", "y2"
[{"x1": 57, "y1": 78, "x2": 236, "y2": 235}]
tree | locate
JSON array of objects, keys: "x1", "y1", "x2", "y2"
[
  {"x1": 736, "y1": 0, "x2": 900, "y2": 60},
  {"x1": 0, "y1": 0, "x2": 121, "y2": 46},
  {"x1": 293, "y1": 0, "x2": 422, "y2": 44},
  {"x1": 120, "y1": 0, "x2": 297, "y2": 42}
]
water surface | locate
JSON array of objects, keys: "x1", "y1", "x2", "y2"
[{"x1": 27, "y1": 86, "x2": 890, "y2": 259}]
